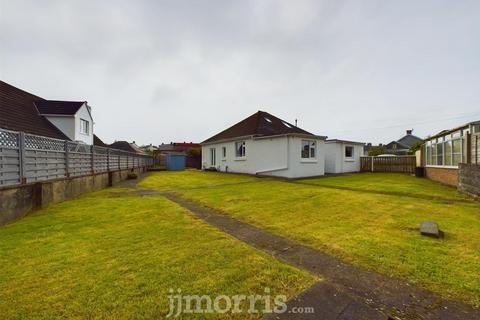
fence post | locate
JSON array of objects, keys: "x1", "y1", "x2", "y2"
[
  {"x1": 371, "y1": 156, "x2": 374, "y2": 172},
  {"x1": 18, "y1": 132, "x2": 26, "y2": 184},
  {"x1": 64, "y1": 141, "x2": 70, "y2": 177},
  {"x1": 118, "y1": 152, "x2": 121, "y2": 170},
  {"x1": 107, "y1": 148, "x2": 110, "y2": 172},
  {"x1": 476, "y1": 135, "x2": 478, "y2": 164},
  {"x1": 466, "y1": 133, "x2": 472, "y2": 164},
  {"x1": 91, "y1": 145, "x2": 95, "y2": 174}
]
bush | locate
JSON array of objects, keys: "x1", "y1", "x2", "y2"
[
  {"x1": 408, "y1": 140, "x2": 424, "y2": 155},
  {"x1": 127, "y1": 172, "x2": 138, "y2": 180},
  {"x1": 368, "y1": 146, "x2": 386, "y2": 156}
]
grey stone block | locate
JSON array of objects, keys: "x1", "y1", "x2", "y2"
[{"x1": 420, "y1": 221, "x2": 442, "y2": 238}]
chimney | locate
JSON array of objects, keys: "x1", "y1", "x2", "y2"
[
  {"x1": 295, "y1": 119, "x2": 298, "y2": 127},
  {"x1": 406, "y1": 129, "x2": 413, "y2": 135}
]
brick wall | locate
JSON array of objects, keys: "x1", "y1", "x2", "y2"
[
  {"x1": 425, "y1": 167, "x2": 459, "y2": 187},
  {"x1": 459, "y1": 164, "x2": 480, "y2": 197}
]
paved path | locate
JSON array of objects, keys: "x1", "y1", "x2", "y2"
[
  {"x1": 112, "y1": 177, "x2": 479, "y2": 319},
  {"x1": 160, "y1": 192, "x2": 479, "y2": 320}
]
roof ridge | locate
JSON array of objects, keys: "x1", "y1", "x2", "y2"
[
  {"x1": 254, "y1": 110, "x2": 263, "y2": 135},
  {"x1": 202, "y1": 110, "x2": 318, "y2": 144}
]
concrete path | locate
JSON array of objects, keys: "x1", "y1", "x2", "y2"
[{"x1": 160, "y1": 192, "x2": 479, "y2": 320}]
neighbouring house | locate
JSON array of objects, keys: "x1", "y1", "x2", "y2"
[
  {"x1": 140, "y1": 143, "x2": 159, "y2": 154},
  {"x1": 422, "y1": 121, "x2": 480, "y2": 187},
  {"x1": 93, "y1": 134, "x2": 109, "y2": 147},
  {"x1": 325, "y1": 140, "x2": 365, "y2": 174},
  {"x1": 109, "y1": 141, "x2": 147, "y2": 154},
  {"x1": 0, "y1": 80, "x2": 99, "y2": 145},
  {"x1": 201, "y1": 111, "x2": 327, "y2": 178},
  {"x1": 34, "y1": 100, "x2": 94, "y2": 145},
  {"x1": 384, "y1": 129, "x2": 423, "y2": 155}
]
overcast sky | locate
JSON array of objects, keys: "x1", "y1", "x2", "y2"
[{"x1": 1, "y1": 0, "x2": 479, "y2": 145}]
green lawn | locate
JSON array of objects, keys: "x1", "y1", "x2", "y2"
[
  {"x1": 139, "y1": 170, "x2": 259, "y2": 191},
  {"x1": 141, "y1": 171, "x2": 480, "y2": 307},
  {"x1": 297, "y1": 173, "x2": 472, "y2": 202},
  {"x1": 0, "y1": 188, "x2": 315, "y2": 319}
]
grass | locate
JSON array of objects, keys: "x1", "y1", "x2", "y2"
[
  {"x1": 139, "y1": 169, "x2": 259, "y2": 191},
  {"x1": 141, "y1": 171, "x2": 480, "y2": 307},
  {"x1": 0, "y1": 187, "x2": 315, "y2": 319},
  {"x1": 296, "y1": 172, "x2": 472, "y2": 202}
]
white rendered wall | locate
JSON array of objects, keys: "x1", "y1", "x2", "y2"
[
  {"x1": 44, "y1": 116, "x2": 75, "y2": 141},
  {"x1": 74, "y1": 105, "x2": 94, "y2": 145},
  {"x1": 202, "y1": 136, "x2": 325, "y2": 178},
  {"x1": 324, "y1": 142, "x2": 363, "y2": 173},
  {"x1": 325, "y1": 143, "x2": 341, "y2": 173}
]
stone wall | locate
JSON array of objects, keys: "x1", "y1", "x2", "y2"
[
  {"x1": 459, "y1": 164, "x2": 480, "y2": 197},
  {"x1": 425, "y1": 167, "x2": 459, "y2": 187},
  {"x1": 0, "y1": 167, "x2": 147, "y2": 225}
]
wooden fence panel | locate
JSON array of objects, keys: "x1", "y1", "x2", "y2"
[
  {"x1": 360, "y1": 156, "x2": 416, "y2": 173},
  {"x1": 0, "y1": 128, "x2": 153, "y2": 187}
]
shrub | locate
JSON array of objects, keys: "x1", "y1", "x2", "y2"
[{"x1": 127, "y1": 172, "x2": 138, "y2": 180}]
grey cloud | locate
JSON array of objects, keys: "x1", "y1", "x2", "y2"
[{"x1": 1, "y1": 0, "x2": 479, "y2": 145}]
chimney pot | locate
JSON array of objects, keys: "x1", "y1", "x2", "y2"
[{"x1": 406, "y1": 129, "x2": 413, "y2": 135}]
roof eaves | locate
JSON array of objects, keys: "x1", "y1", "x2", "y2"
[
  {"x1": 425, "y1": 122, "x2": 476, "y2": 140},
  {"x1": 201, "y1": 134, "x2": 255, "y2": 145},
  {"x1": 326, "y1": 139, "x2": 365, "y2": 145}
]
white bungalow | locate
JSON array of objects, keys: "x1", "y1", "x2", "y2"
[{"x1": 201, "y1": 111, "x2": 328, "y2": 179}]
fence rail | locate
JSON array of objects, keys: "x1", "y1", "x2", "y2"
[
  {"x1": 0, "y1": 128, "x2": 153, "y2": 187},
  {"x1": 360, "y1": 156, "x2": 416, "y2": 173}
]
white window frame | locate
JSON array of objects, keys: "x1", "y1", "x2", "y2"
[
  {"x1": 301, "y1": 140, "x2": 316, "y2": 159},
  {"x1": 235, "y1": 141, "x2": 246, "y2": 158},
  {"x1": 80, "y1": 118, "x2": 89, "y2": 135}
]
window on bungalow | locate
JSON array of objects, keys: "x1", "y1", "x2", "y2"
[
  {"x1": 222, "y1": 147, "x2": 227, "y2": 159},
  {"x1": 210, "y1": 148, "x2": 216, "y2": 166},
  {"x1": 301, "y1": 140, "x2": 316, "y2": 159},
  {"x1": 345, "y1": 146, "x2": 354, "y2": 158},
  {"x1": 235, "y1": 141, "x2": 246, "y2": 157}
]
